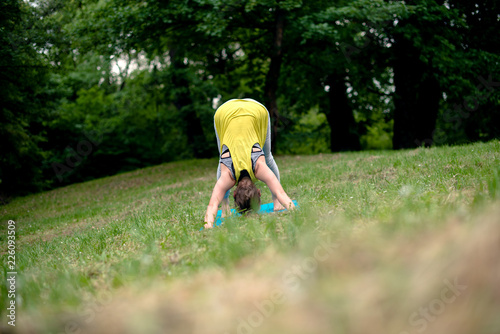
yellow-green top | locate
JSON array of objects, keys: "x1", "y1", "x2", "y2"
[{"x1": 215, "y1": 99, "x2": 268, "y2": 182}]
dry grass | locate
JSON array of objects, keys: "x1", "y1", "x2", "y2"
[{"x1": 16, "y1": 204, "x2": 500, "y2": 334}]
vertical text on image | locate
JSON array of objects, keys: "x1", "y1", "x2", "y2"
[{"x1": 6, "y1": 220, "x2": 17, "y2": 327}]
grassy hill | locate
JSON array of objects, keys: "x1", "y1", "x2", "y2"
[{"x1": 1, "y1": 141, "x2": 500, "y2": 334}]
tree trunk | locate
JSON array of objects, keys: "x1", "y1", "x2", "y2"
[
  {"x1": 325, "y1": 73, "x2": 361, "y2": 152},
  {"x1": 264, "y1": 8, "x2": 285, "y2": 153},
  {"x1": 169, "y1": 47, "x2": 210, "y2": 158},
  {"x1": 392, "y1": 32, "x2": 441, "y2": 149}
]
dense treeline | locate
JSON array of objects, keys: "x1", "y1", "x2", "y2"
[{"x1": 0, "y1": 0, "x2": 499, "y2": 198}]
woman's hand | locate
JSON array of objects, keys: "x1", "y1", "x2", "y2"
[
  {"x1": 204, "y1": 204, "x2": 217, "y2": 229},
  {"x1": 273, "y1": 195, "x2": 285, "y2": 211}
]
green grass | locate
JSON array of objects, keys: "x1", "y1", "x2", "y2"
[{"x1": 1, "y1": 141, "x2": 500, "y2": 333}]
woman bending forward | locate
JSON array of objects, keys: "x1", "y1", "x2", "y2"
[{"x1": 204, "y1": 98, "x2": 295, "y2": 229}]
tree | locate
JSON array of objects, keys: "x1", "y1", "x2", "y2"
[
  {"x1": 3, "y1": 0, "x2": 498, "y2": 197},
  {"x1": 440, "y1": 0, "x2": 500, "y2": 144},
  {"x1": 286, "y1": 0, "x2": 409, "y2": 151},
  {"x1": 388, "y1": 0, "x2": 499, "y2": 148},
  {"x1": 0, "y1": 0, "x2": 50, "y2": 198},
  {"x1": 391, "y1": 14, "x2": 442, "y2": 149}
]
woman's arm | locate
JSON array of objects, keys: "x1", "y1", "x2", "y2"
[
  {"x1": 204, "y1": 165, "x2": 235, "y2": 228},
  {"x1": 254, "y1": 157, "x2": 295, "y2": 210}
]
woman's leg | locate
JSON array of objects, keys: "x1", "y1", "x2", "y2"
[
  {"x1": 262, "y1": 111, "x2": 280, "y2": 182},
  {"x1": 215, "y1": 118, "x2": 222, "y2": 180},
  {"x1": 262, "y1": 111, "x2": 284, "y2": 210},
  {"x1": 214, "y1": 118, "x2": 230, "y2": 199}
]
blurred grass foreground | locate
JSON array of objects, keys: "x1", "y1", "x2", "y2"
[{"x1": 1, "y1": 140, "x2": 500, "y2": 334}]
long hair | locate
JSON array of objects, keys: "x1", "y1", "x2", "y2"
[{"x1": 233, "y1": 176, "x2": 261, "y2": 213}]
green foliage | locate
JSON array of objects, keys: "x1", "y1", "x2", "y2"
[
  {"x1": 1, "y1": 0, "x2": 499, "y2": 196},
  {"x1": 360, "y1": 119, "x2": 393, "y2": 150},
  {"x1": 0, "y1": 0, "x2": 51, "y2": 196},
  {"x1": 278, "y1": 106, "x2": 331, "y2": 155}
]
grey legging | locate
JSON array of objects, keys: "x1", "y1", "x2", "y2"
[{"x1": 214, "y1": 99, "x2": 280, "y2": 198}]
